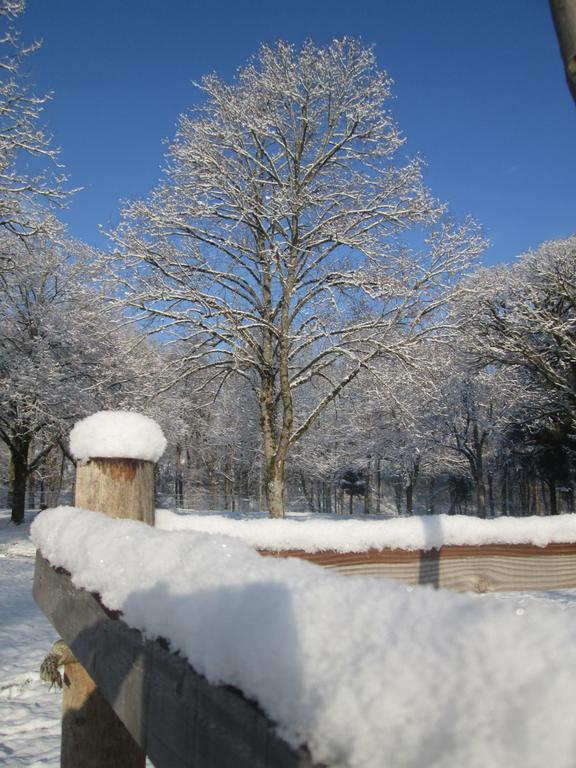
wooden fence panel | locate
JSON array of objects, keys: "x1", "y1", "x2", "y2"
[{"x1": 260, "y1": 543, "x2": 576, "y2": 592}]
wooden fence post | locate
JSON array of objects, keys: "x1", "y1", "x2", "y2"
[{"x1": 58, "y1": 412, "x2": 164, "y2": 768}]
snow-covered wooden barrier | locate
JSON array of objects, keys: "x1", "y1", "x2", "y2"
[
  {"x1": 32, "y1": 412, "x2": 576, "y2": 768},
  {"x1": 157, "y1": 511, "x2": 576, "y2": 593},
  {"x1": 33, "y1": 504, "x2": 576, "y2": 768},
  {"x1": 33, "y1": 553, "x2": 313, "y2": 768},
  {"x1": 33, "y1": 412, "x2": 313, "y2": 768}
]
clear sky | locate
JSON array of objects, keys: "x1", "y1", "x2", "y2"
[{"x1": 17, "y1": 0, "x2": 576, "y2": 264}]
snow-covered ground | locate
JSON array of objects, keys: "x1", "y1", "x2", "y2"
[{"x1": 0, "y1": 510, "x2": 60, "y2": 767}]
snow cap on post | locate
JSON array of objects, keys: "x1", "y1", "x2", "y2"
[{"x1": 70, "y1": 410, "x2": 167, "y2": 463}]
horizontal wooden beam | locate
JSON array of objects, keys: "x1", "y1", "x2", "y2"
[
  {"x1": 260, "y1": 543, "x2": 576, "y2": 592},
  {"x1": 33, "y1": 553, "x2": 316, "y2": 768}
]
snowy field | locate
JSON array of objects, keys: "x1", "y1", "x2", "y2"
[{"x1": 4, "y1": 506, "x2": 576, "y2": 767}]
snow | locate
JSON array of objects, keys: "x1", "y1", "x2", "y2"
[
  {"x1": 69, "y1": 411, "x2": 166, "y2": 463},
  {"x1": 32, "y1": 506, "x2": 576, "y2": 768},
  {"x1": 0, "y1": 510, "x2": 157, "y2": 767},
  {"x1": 156, "y1": 509, "x2": 576, "y2": 552},
  {"x1": 0, "y1": 512, "x2": 60, "y2": 766}
]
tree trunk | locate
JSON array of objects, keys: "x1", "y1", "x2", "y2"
[
  {"x1": 471, "y1": 424, "x2": 487, "y2": 518},
  {"x1": 535, "y1": 478, "x2": 544, "y2": 515},
  {"x1": 325, "y1": 483, "x2": 331, "y2": 514},
  {"x1": 427, "y1": 477, "x2": 436, "y2": 515},
  {"x1": 393, "y1": 477, "x2": 403, "y2": 516},
  {"x1": 300, "y1": 473, "x2": 316, "y2": 514},
  {"x1": 568, "y1": 486, "x2": 575, "y2": 513},
  {"x1": 547, "y1": 479, "x2": 559, "y2": 515},
  {"x1": 175, "y1": 444, "x2": 184, "y2": 507},
  {"x1": 259, "y1": 365, "x2": 290, "y2": 518},
  {"x1": 475, "y1": 478, "x2": 487, "y2": 519},
  {"x1": 10, "y1": 437, "x2": 30, "y2": 525},
  {"x1": 405, "y1": 456, "x2": 420, "y2": 516},
  {"x1": 364, "y1": 460, "x2": 372, "y2": 515},
  {"x1": 266, "y1": 460, "x2": 285, "y2": 518},
  {"x1": 501, "y1": 467, "x2": 509, "y2": 516},
  {"x1": 39, "y1": 475, "x2": 46, "y2": 508},
  {"x1": 405, "y1": 483, "x2": 414, "y2": 516},
  {"x1": 223, "y1": 453, "x2": 235, "y2": 512},
  {"x1": 550, "y1": 0, "x2": 576, "y2": 103},
  {"x1": 448, "y1": 484, "x2": 456, "y2": 515},
  {"x1": 487, "y1": 473, "x2": 495, "y2": 517},
  {"x1": 520, "y1": 472, "x2": 530, "y2": 515}
]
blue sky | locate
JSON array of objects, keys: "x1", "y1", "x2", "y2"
[{"x1": 17, "y1": 0, "x2": 576, "y2": 264}]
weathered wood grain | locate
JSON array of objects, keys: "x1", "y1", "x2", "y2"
[
  {"x1": 33, "y1": 554, "x2": 316, "y2": 768},
  {"x1": 259, "y1": 543, "x2": 576, "y2": 592},
  {"x1": 75, "y1": 457, "x2": 155, "y2": 524}
]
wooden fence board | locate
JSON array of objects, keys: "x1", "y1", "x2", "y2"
[
  {"x1": 259, "y1": 543, "x2": 576, "y2": 592},
  {"x1": 33, "y1": 553, "x2": 316, "y2": 768}
]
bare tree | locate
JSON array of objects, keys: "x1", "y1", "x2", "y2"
[
  {"x1": 0, "y1": 227, "x2": 156, "y2": 523},
  {"x1": 0, "y1": 0, "x2": 69, "y2": 258},
  {"x1": 113, "y1": 39, "x2": 484, "y2": 517},
  {"x1": 461, "y1": 236, "x2": 576, "y2": 437}
]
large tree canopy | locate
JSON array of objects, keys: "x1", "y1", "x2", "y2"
[
  {"x1": 461, "y1": 236, "x2": 576, "y2": 436},
  {"x1": 113, "y1": 38, "x2": 484, "y2": 517}
]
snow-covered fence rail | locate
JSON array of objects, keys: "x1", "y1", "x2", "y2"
[
  {"x1": 32, "y1": 506, "x2": 576, "y2": 768},
  {"x1": 33, "y1": 412, "x2": 314, "y2": 768},
  {"x1": 157, "y1": 511, "x2": 576, "y2": 593},
  {"x1": 31, "y1": 412, "x2": 576, "y2": 768},
  {"x1": 33, "y1": 553, "x2": 314, "y2": 768}
]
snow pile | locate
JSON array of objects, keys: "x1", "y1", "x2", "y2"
[
  {"x1": 33, "y1": 507, "x2": 576, "y2": 768},
  {"x1": 69, "y1": 411, "x2": 166, "y2": 463},
  {"x1": 156, "y1": 510, "x2": 576, "y2": 552}
]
